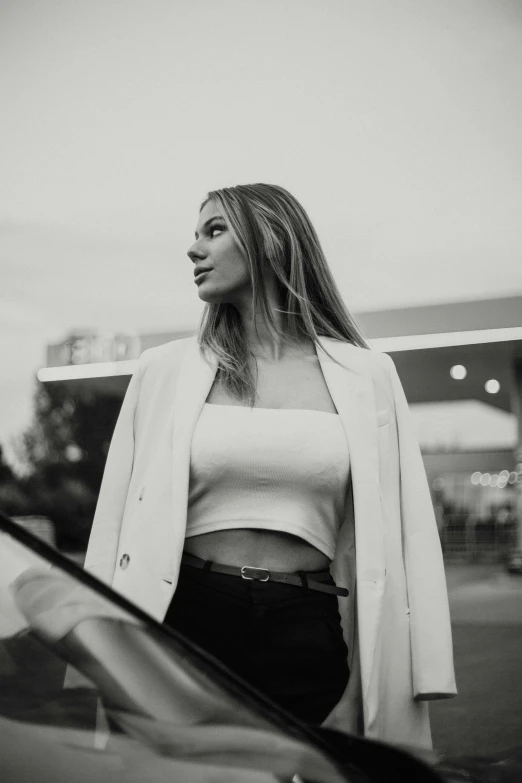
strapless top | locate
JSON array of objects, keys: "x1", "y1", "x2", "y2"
[{"x1": 185, "y1": 404, "x2": 351, "y2": 560}]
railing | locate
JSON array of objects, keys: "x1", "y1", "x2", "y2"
[{"x1": 440, "y1": 513, "x2": 518, "y2": 563}]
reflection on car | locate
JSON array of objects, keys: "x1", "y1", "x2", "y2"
[{"x1": 0, "y1": 510, "x2": 521, "y2": 783}]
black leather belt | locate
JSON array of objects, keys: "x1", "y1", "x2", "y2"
[{"x1": 181, "y1": 552, "x2": 349, "y2": 597}]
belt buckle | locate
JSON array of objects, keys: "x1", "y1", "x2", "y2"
[{"x1": 241, "y1": 565, "x2": 270, "y2": 582}]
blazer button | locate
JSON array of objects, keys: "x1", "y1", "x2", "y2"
[{"x1": 119, "y1": 554, "x2": 130, "y2": 570}]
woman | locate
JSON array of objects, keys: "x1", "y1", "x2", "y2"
[{"x1": 84, "y1": 184, "x2": 456, "y2": 748}]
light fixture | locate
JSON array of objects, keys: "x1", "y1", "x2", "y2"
[
  {"x1": 450, "y1": 365, "x2": 467, "y2": 380},
  {"x1": 485, "y1": 379, "x2": 500, "y2": 394}
]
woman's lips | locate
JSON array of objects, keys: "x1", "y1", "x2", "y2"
[{"x1": 194, "y1": 270, "x2": 210, "y2": 284}]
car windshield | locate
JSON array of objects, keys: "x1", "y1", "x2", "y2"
[{"x1": 0, "y1": 512, "x2": 358, "y2": 783}]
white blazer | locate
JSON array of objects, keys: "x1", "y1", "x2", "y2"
[{"x1": 84, "y1": 334, "x2": 457, "y2": 749}]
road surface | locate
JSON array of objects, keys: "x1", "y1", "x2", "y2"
[{"x1": 430, "y1": 563, "x2": 522, "y2": 758}]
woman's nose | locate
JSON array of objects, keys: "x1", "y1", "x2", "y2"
[{"x1": 187, "y1": 240, "x2": 206, "y2": 262}]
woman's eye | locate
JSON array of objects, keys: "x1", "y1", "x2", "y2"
[{"x1": 209, "y1": 225, "x2": 224, "y2": 237}]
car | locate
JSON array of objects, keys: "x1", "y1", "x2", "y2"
[
  {"x1": 0, "y1": 508, "x2": 521, "y2": 783},
  {"x1": 506, "y1": 549, "x2": 522, "y2": 575}
]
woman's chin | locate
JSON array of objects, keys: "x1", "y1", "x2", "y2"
[
  {"x1": 197, "y1": 285, "x2": 242, "y2": 307},
  {"x1": 198, "y1": 289, "x2": 222, "y2": 305}
]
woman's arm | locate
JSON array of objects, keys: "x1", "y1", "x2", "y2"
[{"x1": 381, "y1": 353, "x2": 457, "y2": 700}]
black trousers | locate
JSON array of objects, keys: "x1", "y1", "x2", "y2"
[{"x1": 163, "y1": 560, "x2": 350, "y2": 725}]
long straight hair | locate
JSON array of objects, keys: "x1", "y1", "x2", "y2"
[{"x1": 196, "y1": 183, "x2": 370, "y2": 406}]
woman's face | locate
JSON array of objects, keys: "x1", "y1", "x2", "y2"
[{"x1": 187, "y1": 200, "x2": 252, "y2": 306}]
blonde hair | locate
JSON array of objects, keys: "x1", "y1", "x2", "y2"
[{"x1": 196, "y1": 183, "x2": 369, "y2": 406}]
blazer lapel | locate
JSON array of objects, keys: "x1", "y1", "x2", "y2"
[{"x1": 316, "y1": 337, "x2": 386, "y2": 707}]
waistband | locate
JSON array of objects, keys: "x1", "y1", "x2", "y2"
[{"x1": 180, "y1": 552, "x2": 349, "y2": 597}]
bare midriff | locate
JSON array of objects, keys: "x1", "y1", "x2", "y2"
[{"x1": 183, "y1": 529, "x2": 332, "y2": 572}]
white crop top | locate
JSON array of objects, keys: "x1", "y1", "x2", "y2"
[{"x1": 186, "y1": 404, "x2": 351, "y2": 560}]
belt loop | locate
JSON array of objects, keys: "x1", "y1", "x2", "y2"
[
  {"x1": 202, "y1": 559, "x2": 214, "y2": 572},
  {"x1": 298, "y1": 571, "x2": 309, "y2": 590}
]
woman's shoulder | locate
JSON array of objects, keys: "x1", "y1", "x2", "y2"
[
  {"x1": 133, "y1": 335, "x2": 197, "y2": 386},
  {"x1": 138, "y1": 334, "x2": 196, "y2": 367}
]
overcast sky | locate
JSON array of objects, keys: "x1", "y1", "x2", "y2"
[{"x1": 1, "y1": 0, "x2": 521, "y2": 464}]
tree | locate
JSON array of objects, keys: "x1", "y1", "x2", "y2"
[
  {"x1": 0, "y1": 443, "x2": 16, "y2": 483},
  {"x1": 16, "y1": 380, "x2": 124, "y2": 551},
  {"x1": 0, "y1": 443, "x2": 32, "y2": 517}
]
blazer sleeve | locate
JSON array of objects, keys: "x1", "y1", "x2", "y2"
[
  {"x1": 83, "y1": 352, "x2": 147, "y2": 586},
  {"x1": 382, "y1": 353, "x2": 457, "y2": 700}
]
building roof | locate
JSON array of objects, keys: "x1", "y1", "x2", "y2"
[{"x1": 40, "y1": 295, "x2": 522, "y2": 414}]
